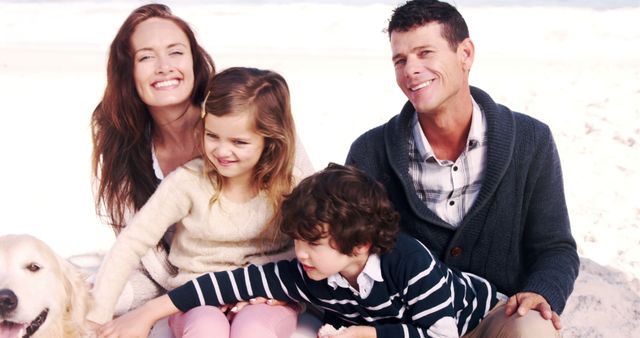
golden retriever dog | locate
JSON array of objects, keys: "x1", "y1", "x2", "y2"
[{"x1": 0, "y1": 234, "x2": 92, "y2": 338}]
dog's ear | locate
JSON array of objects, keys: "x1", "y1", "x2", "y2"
[{"x1": 59, "y1": 255, "x2": 92, "y2": 336}]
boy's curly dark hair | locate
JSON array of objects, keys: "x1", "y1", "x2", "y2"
[
  {"x1": 387, "y1": 0, "x2": 469, "y2": 51},
  {"x1": 277, "y1": 163, "x2": 399, "y2": 255}
]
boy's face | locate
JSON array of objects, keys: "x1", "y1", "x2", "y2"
[{"x1": 294, "y1": 234, "x2": 364, "y2": 282}]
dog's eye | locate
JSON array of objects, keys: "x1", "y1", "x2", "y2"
[{"x1": 26, "y1": 262, "x2": 41, "y2": 272}]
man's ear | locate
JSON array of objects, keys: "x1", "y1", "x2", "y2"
[
  {"x1": 353, "y1": 243, "x2": 372, "y2": 256},
  {"x1": 458, "y1": 37, "x2": 475, "y2": 72}
]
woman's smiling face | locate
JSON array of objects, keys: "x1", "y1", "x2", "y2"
[{"x1": 131, "y1": 17, "x2": 194, "y2": 110}]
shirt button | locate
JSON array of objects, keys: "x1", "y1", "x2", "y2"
[
  {"x1": 450, "y1": 246, "x2": 463, "y2": 257},
  {"x1": 449, "y1": 200, "x2": 455, "y2": 206},
  {"x1": 453, "y1": 166, "x2": 458, "y2": 171}
]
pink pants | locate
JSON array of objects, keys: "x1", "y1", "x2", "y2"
[{"x1": 168, "y1": 304, "x2": 298, "y2": 338}]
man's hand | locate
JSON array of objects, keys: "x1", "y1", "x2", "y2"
[{"x1": 505, "y1": 292, "x2": 562, "y2": 330}]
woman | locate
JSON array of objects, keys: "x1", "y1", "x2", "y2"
[{"x1": 91, "y1": 3, "x2": 313, "y2": 319}]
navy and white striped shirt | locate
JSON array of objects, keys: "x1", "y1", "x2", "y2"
[{"x1": 169, "y1": 234, "x2": 499, "y2": 338}]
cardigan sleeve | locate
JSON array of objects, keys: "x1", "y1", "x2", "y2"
[
  {"x1": 168, "y1": 260, "x2": 307, "y2": 312},
  {"x1": 375, "y1": 247, "x2": 460, "y2": 338},
  {"x1": 87, "y1": 168, "x2": 194, "y2": 324},
  {"x1": 375, "y1": 236, "x2": 498, "y2": 338},
  {"x1": 519, "y1": 126, "x2": 579, "y2": 313}
]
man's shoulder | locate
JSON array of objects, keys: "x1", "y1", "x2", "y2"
[{"x1": 351, "y1": 118, "x2": 391, "y2": 146}]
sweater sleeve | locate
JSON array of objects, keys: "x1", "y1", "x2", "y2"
[
  {"x1": 87, "y1": 169, "x2": 194, "y2": 324},
  {"x1": 376, "y1": 236, "x2": 498, "y2": 338},
  {"x1": 168, "y1": 260, "x2": 308, "y2": 312},
  {"x1": 376, "y1": 248, "x2": 460, "y2": 338},
  {"x1": 520, "y1": 127, "x2": 579, "y2": 313}
]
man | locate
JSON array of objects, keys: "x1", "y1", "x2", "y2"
[{"x1": 346, "y1": 0, "x2": 579, "y2": 336}]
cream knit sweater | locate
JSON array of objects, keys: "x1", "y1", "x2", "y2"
[{"x1": 87, "y1": 158, "x2": 294, "y2": 324}]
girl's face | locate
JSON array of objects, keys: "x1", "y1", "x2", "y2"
[
  {"x1": 130, "y1": 18, "x2": 194, "y2": 111},
  {"x1": 203, "y1": 112, "x2": 265, "y2": 187}
]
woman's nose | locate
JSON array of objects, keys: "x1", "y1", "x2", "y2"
[{"x1": 155, "y1": 55, "x2": 173, "y2": 74}]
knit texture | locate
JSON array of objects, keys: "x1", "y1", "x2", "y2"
[
  {"x1": 88, "y1": 158, "x2": 294, "y2": 324},
  {"x1": 345, "y1": 86, "x2": 579, "y2": 314},
  {"x1": 169, "y1": 234, "x2": 499, "y2": 338}
]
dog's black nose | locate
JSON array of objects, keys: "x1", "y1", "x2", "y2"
[{"x1": 0, "y1": 289, "x2": 18, "y2": 314}]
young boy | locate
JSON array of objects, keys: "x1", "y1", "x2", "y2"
[{"x1": 97, "y1": 164, "x2": 502, "y2": 338}]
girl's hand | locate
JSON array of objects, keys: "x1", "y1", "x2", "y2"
[
  {"x1": 97, "y1": 307, "x2": 155, "y2": 338},
  {"x1": 97, "y1": 295, "x2": 179, "y2": 338}
]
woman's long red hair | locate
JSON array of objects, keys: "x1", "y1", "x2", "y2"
[{"x1": 91, "y1": 4, "x2": 214, "y2": 233}]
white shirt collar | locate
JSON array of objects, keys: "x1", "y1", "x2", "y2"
[
  {"x1": 326, "y1": 254, "x2": 383, "y2": 298},
  {"x1": 151, "y1": 144, "x2": 165, "y2": 180},
  {"x1": 412, "y1": 96, "x2": 485, "y2": 162}
]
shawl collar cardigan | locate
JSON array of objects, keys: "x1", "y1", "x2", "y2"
[{"x1": 346, "y1": 86, "x2": 579, "y2": 313}]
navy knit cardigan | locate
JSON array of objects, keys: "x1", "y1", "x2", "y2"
[{"x1": 346, "y1": 86, "x2": 579, "y2": 313}]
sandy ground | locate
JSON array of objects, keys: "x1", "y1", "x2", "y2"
[{"x1": 1, "y1": 3, "x2": 639, "y2": 337}]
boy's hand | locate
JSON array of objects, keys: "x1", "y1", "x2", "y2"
[
  {"x1": 225, "y1": 297, "x2": 289, "y2": 320},
  {"x1": 321, "y1": 325, "x2": 376, "y2": 338}
]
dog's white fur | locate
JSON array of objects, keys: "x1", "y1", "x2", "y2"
[{"x1": 0, "y1": 234, "x2": 92, "y2": 338}]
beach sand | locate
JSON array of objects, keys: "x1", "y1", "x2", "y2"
[{"x1": 1, "y1": 3, "x2": 638, "y2": 337}]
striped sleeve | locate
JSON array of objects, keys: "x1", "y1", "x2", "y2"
[
  {"x1": 374, "y1": 235, "x2": 499, "y2": 338},
  {"x1": 168, "y1": 260, "x2": 308, "y2": 312}
]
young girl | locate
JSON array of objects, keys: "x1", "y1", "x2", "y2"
[{"x1": 87, "y1": 67, "x2": 303, "y2": 338}]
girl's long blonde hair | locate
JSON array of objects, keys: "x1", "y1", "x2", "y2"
[{"x1": 202, "y1": 67, "x2": 296, "y2": 230}]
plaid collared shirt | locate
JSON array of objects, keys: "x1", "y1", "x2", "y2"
[{"x1": 408, "y1": 98, "x2": 487, "y2": 227}]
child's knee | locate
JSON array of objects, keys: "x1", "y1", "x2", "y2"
[
  {"x1": 169, "y1": 306, "x2": 229, "y2": 337},
  {"x1": 230, "y1": 304, "x2": 297, "y2": 338}
]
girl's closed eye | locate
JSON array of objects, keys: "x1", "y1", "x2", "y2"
[{"x1": 233, "y1": 139, "x2": 249, "y2": 146}]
